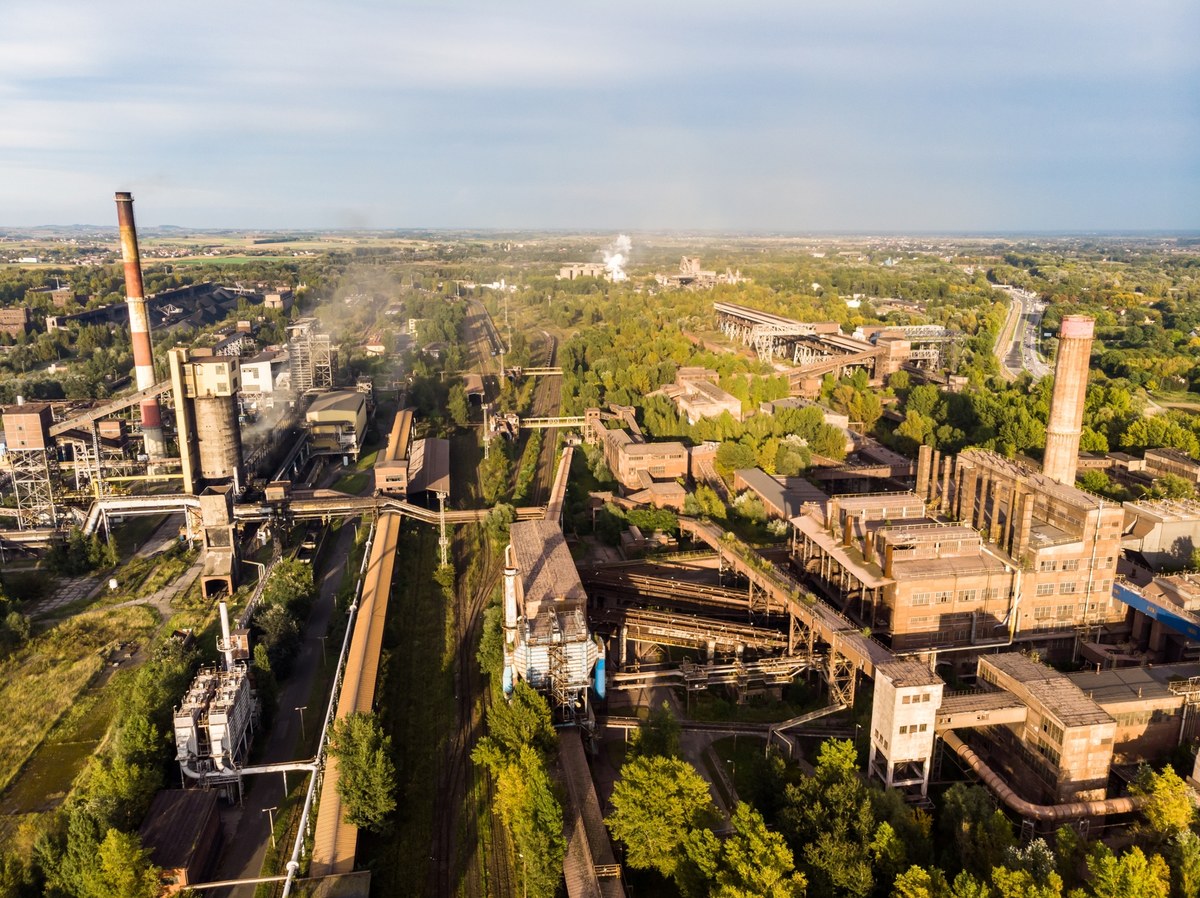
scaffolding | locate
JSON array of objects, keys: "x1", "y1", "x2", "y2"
[
  {"x1": 288, "y1": 319, "x2": 334, "y2": 394},
  {"x1": 5, "y1": 447, "x2": 56, "y2": 529}
]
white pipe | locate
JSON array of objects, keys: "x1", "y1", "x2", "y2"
[{"x1": 219, "y1": 601, "x2": 234, "y2": 671}]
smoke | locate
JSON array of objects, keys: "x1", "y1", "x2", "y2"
[{"x1": 602, "y1": 234, "x2": 632, "y2": 282}]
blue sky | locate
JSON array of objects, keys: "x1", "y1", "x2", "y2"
[{"x1": 1, "y1": 1, "x2": 1197, "y2": 231}]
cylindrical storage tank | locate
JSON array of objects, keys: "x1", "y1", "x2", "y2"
[{"x1": 194, "y1": 395, "x2": 244, "y2": 483}]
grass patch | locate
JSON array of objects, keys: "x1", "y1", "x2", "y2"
[
  {"x1": 331, "y1": 470, "x2": 370, "y2": 495},
  {"x1": 113, "y1": 514, "x2": 170, "y2": 557},
  {"x1": 0, "y1": 605, "x2": 159, "y2": 796},
  {"x1": 95, "y1": 544, "x2": 198, "y2": 606}
]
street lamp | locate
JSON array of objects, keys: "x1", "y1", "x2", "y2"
[
  {"x1": 263, "y1": 806, "x2": 279, "y2": 849},
  {"x1": 295, "y1": 706, "x2": 308, "y2": 742},
  {"x1": 518, "y1": 852, "x2": 528, "y2": 898},
  {"x1": 318, "y1": 635, "x2": 328, "y2": 666}
]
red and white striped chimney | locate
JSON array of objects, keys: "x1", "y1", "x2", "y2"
[{"x1": 115, "y1": 192, "x2": 166, "y2": 459}]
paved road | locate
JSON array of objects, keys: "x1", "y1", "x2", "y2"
[
  {"x1": 995, "y1": 285, "x2": 1050, "y2": 380},
  {"x1": 206, "y1": 522, "x2": 355, "y2": 898}
]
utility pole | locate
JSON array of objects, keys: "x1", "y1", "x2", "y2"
[
  {"x1": 263, "y1": 806, "x2": 278, "y2": 849},
  {"x1": 437, "y1": 491, "x2": 449, "y2": 567}
]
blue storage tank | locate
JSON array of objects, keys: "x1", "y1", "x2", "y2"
[
  {"x1": 502, "y1": 665, "x2": 514, "y2": 696},
  {"x1": 593, "y1": 637, "x2": 606, "y2": 699}
]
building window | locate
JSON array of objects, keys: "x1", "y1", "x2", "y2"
[
  {"x1": 1036, "y1": 583, "x2": 1055, "y2": 596},
  {"x1": 958, "y1": 589, "x2": 978, "y2": 603},
  {"x1": 935, "y1": 591, "x2": 953, "y2": 605},
  {"x1": 1039, "y1": 560, "x2": 1058, "y2": 572},
  {"x1": 1056, "y1": 604, "x2": 1074, "y2": 619},
  {"x1": 1034, "y1": 606, "x2": 1054, "y2": 619},
  {"x1": 922, "y1": 693, "x2": 932, "y2": 703},
  {"x1": 918, "y1": 723, "x2": 928, "y2": 732},
  {"x1": 1101, "y1": 557, "x2": 1115, "y2": 568},
  {"x1": 983, "y1": 587, "x2": 1000, "y2": 601},
  {"x1": 911, "y1": 592, "x2": 931, "y2": 606},
  {"x1": 1059, "y1": 581, "x2": 1078, "y2": 594},
  {"x1": 1062, "y1": 559, "x2": 1080, "y2": 571},
  {"x1": 898, "y1": 725, "x2": 908, "y2": 735}
]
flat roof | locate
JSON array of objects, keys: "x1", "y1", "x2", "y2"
[
  {"x1": 1123, "y1": 498, "x2": 1200, "y2": 524},
  {"x1": 1067, "y1": 663, "x2": 1200, "y2": 708},
  {"x1": 139, "y1": 789, "x2": 219, "y2": 871},
  {"x1": 510, "y1": 521, "x2": 587, "y2": 608},
  {"x1": 622, "y1": 440, "x2": 687, "y2": 458},
  {"x1": 735, "y1": 468, "x2": 828, "y2": 518},
  {"x1": 983, "y1": 653, "x2": 1113, "y2": 728},
  {"x1": 409, "y1": 437, "x2": 450, "y2": 494},
  {"x1": 876, "y1": 658, "x2": 942, "y2": 687},
  {"x1": 306, "y1": 390, "x2": 365, "y2": 416}
]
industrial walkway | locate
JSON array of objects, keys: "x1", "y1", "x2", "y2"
[
  {"x1": 678, "y1": 518, "x2": 894, "y2": 705},
  {"x1": 309, "y1": 510, "x2": 403, "y2": 877},
  {"x1": 558, "y1": 729, "x2": 626, "y2": 898}
]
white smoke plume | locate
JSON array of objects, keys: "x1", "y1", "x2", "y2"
[{"x1": 602, "y1": 234, "x2": 632, "y2": 282}]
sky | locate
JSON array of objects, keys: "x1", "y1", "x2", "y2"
[{"x1": 1, "y1": 1, "x2": 1197, "y2": 232}]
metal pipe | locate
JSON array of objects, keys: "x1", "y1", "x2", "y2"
[
  {"x1": 941, "y1": 730, "x2": 1140, "y2": 821},
  {"x1": 114, "y1": 191, "x2": 166, "y2": 458}
]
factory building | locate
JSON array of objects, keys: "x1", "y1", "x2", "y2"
[
  {"x1": 0, "y1": 307, "x2": 31, "y2": 337},
  {"x1": 1122, "y1": 498, "x2": 1200, "y2": 572},
  {"x1": 658, "y1": 367, "x2": 743, "y2": 423},
  {"x1": 305, "y1": 390, "x2": 368, "y2": 459},
  {"x1": 173, "y1": 661, "x2": 256, "y2": 800},
  {"x1": 585, "y1": 408, "x2": 690, "y2": 492},
  {"x1": 169, "y1": 348, "x2": 245, "y2": 495},
  {"x1": 1144, "y1": 447, "x2": 1200, "y2": 487},
  {"x1": 503, "y1": 521, "x2": 601, "y2": 719},
  {"x1": 975, "y1": 654, "x2": 1116, "y2": 803},
  {"x1": 138, "y1": 790, "x2": 222, "y2": 892},
  {"x1": 237, "y1": 348, "x2": 289, "y2": 410},
  {"x1": 558, "y1": 262, "x2": 608, "y2": 280},
  {"x1": 790, "y1": 317, "x2": 1129, "y2": 663}
]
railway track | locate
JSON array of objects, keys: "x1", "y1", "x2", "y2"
[{"x1": 430, "y1": 395, "x2": 514, "y2": 897}]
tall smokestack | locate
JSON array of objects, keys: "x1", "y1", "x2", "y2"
[
  {"x1": 115, "y1": 191, "x2": 166, "y2": 459},
  {"x1": 1042, "y1": 315, "x2": 1094, "y2": 486}
]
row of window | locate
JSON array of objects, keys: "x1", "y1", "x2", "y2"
[
  {"x1": 898, "y1": 723, "x2": 929, "y2": 735},
  {"x1": 1034, "y1": 580, "x2": 1111, "y2": 597},
  {"x1": 911, "y1": 587, "x2": 1003, "y2": 606},
  {"x1": 1038, "y1": 557, "x2": 1115, "y2": 572},
  {"x1": 901, "y1": 692, "x2": 933, "y2": 704}
]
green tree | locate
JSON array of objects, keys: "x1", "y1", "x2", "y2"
[
  {"x1": 262, "y1": 558, "x2": 316, "y2": 617},
  {"x1": 447, "y1": 383, "x2": 470, "y2": 427},
  {"x1": 714, "y1": 803, "x2": 806, "y2": 898},
  {"x1": 329, "y1": 712, "x2": 397, "y2": 832},
  {"x1": 781, "y1": 739, "x2": 876, "y2": 898},
  {"x1": 477, "y1": 681, "x2": 556, "y2": 759},
  {"x1": 607, "y1": 755, "x2": 716, "y2": 881},
  {"x1": 938, "y1": 783, "x2": 1015, "y2": 880},
  {"x1": 1085, "y1": 844, "x2": 1169, "y2": 898},
  {"x1": 1132, "y1": 764, "x2": 1195, "y2": 843},
  {"x1": 82, "y1": 829, "x2": 159, "y2": 898},
  {"x1": 1167, "y1": 829, "x2": 1200, "y2": 898},
  {"x1": 989, "y1": 867, "x2": 1062, "y2": 898},
  {"x1": 891, "y1": 865, "x2": 950, "y2": 898},
  {"x1": 629, "y1": 702, "x2": 681, "y2": 760}
]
